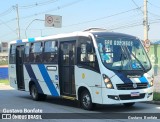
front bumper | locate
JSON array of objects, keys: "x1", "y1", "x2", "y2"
[{"x1": 102, "y1": 87, "x2": 153, "y2": 104}]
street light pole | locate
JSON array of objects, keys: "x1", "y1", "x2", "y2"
[{"x1": 25, "y1": 19, "x2": 44, "y2": 38}]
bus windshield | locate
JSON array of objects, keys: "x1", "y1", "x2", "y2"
[{"x1": 96, "y1": 36, "x2": 151, "y2": 72}]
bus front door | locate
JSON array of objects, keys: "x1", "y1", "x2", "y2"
[
  {"x1": 16, "y1": 45, "x2": 25, "y2": 90},
  {"x1": 59, "y1": 41, "x2": 76, "y2": 96}
]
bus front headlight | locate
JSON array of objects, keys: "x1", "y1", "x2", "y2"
[
  {"x1": 103, "y1": 74, "x2": 114, "y2": 89},
  {"x1": 150, "y1": 80, "x2": 154, "y2": 87},
  {"x1": 148, "y1": 75, "x2": 154, "y2": 87}
]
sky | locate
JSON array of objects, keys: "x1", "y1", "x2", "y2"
[{"x1": 0, "y1": 0, "x2": 160, "y2": 42}]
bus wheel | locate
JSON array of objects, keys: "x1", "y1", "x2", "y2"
[
  {"x1": 81, "y1": 90, "x2": 93, "y2": 110},
  {"x1": 30, "y1": 84, "x2": 46, "y2": 101},
  {"x1": 123, "y1": 102, "x2": 135, "y2": 107}
]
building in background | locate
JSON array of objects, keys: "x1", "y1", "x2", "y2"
[{"x1": 0, "y1": 42, "x2": 8, "y2": 62}]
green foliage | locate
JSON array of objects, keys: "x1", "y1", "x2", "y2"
[
  {"x1": 0, "y1": 60, "x2": 8, "y2": 66},
  {"x1": 0, "y1": 79, "x2": 9, "y2": 85},
  {"x1": 153, "y1": 92, "x2": 160, "y2": 101}
]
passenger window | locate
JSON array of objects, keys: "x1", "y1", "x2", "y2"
[
  {"x1": 44, "y1": 40, "x2": 58, "y2": 63},
  {"x1": 77, "y1": 37, "x2": 99, "y2": 72},
  {"x1": 24, "y1": 43, "x2": 29, "y2": 62},
  {"x1": 9, "y1": 44, "x2": 16, "y2": 64},
  {"x1": 29, "y1": 42, "x2": 43, "y2": 63}
]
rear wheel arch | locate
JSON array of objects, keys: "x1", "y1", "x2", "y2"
[
  {"x1": 29, "y1": 80, "x2": 35, "y2": 95},
  {"x1": 29, "y1": 80, "x2": 47, "y2": 101}
]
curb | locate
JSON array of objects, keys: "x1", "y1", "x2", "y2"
[{"x1": 144, "y1": 101, "x2": 160, "y2": 105}]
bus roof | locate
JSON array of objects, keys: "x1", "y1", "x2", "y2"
[
  {"x1": 9, "y1": 30, "x2": 139, "y2": 44},
  {"x1": 91, "y1": 31, "x2": 138, "y2": 39}
]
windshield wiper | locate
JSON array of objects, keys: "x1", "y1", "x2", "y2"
[
  {"x1": 120, "y1": 45, "x2": 125, "y2": 70},
  {"x1": 120, "y1": 45, "x2": 132, "y2": 70},
  {"x1": 125, "y1": 46, "x2": 145, "y2": 72}
]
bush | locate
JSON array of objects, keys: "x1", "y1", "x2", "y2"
[
  {"x1": 0, "y1": 60, "x2": 8, "y2": 66},
  {"x1": 153, "y1": 92, "x2": 160, "y2": 101}
]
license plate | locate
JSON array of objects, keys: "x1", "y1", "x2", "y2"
[{"x1": 131, "y1": 92, "x2": 140, "y2": 97}]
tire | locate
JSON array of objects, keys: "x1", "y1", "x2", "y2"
[
  {"x1": 123, "y1": 102, "x2": 135, "y2": 107},
  {"x1": 30, "y1": 84, "x2": 47, "y2": 101},
  {"x1": 80, "y1": 90, "x2": 93, "y2": 110}
]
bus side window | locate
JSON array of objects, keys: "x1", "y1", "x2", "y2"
[
  {"x1": 9, "y1": 44, "x2": 16, "y2": 64},
  {"x1": 24, "y1": 43, "x2": 29, "y2": 62},
  {"x1": 77, "y1": 37, "x2": 99, "y2": 71},
  {"x1": 44, "y1": 40, "x2": 58, "y2": 63},
  {"x1": 29, "y1": 43, "x2": 35, "y2": 62},
  {"x1": 29, "y1": 42, "x2": 43, "y2": 63}
]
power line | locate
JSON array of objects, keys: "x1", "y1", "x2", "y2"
[
  {"x1": 105, "y1": 12, "x2": 142, "y2": 27},
  {"x1": 63, "y1": 6, "x2": 143, "y2": 27},
  {"x1": 108, "y1": 22, "x2": 143, "y2": 31},
  {"x1": 0, "y1": 18, "x2": 16, "y2": 26},
  {"x1": 0, "y1": 29, "x2": 17, "y2": 39},
  {"x1": 131, "y1": 0, "x2": 143, "y2": 14},
  {"x1": 0, "y1": 7, "x2": 14, "y2": 17},
  {"x1": 0, "y1": 0, "x2": 84, "y2": 25},
  {"x1": 148, "y1": 1, "x2": 160, "y2": 9},
  {"x1": 148, "y1": 11, "x2": 160, "y2": 18},
  {"x1": 108, "y1": 19, "x2": 160, "y2": 31},
  {"x1": 19, "y1": 0, "x2": 59, "y2": 9},
  {"x1": 23, "y1": 8, "x2": 142, "y2": 31},
  {"x1": 0, "y1": 19, "x2": 17, "y2": 34},
  {"x1": 20, "y1": 6, "x2": 143, "y2": 30},
  {"x1": 19, "y1": 0, "x2": 84, "y2": 20},
  {"x1": 107, "y1": 20, "x2": 142, "y2": 30}
]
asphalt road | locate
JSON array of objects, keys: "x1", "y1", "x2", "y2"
[{"x1": 0, "y1": 89, "x2": 160, "y2": 122}]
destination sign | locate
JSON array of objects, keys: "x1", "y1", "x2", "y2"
[{"x1": 105, "y1": 40, "x2": 133, "y2": 46}]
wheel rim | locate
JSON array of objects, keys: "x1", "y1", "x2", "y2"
[
  {"x1": 82, "y1": 94, "x2": 91, "y2": 108},
  {"x1": 31, "y1": 86, "x2": 37, "y2": 99}
]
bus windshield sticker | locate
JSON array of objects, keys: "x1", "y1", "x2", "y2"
[
  {"x1": 105, "y1": 40, "x2": 133, "y2": 47},
  {"x1": 101, "y1": 53, "x2": 113, "y2": 63}
]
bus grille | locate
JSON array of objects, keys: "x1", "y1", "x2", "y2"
[
  {"x1": 116, "y1": 83, "x2": 148, "y2": 90},
  {"x1": 119, "y1": 93, "x2": 145, "y2": 100}
]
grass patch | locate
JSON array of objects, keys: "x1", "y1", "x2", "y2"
[
  {"x1": 0, "y1": 61, "x2": 8, "y2": 66},
  {"x1": 153, "y1": 92, "x2": 160, "y2": 101},
  {"x1": 0, "y1": 79, "x2": 9, "y2": 85}
]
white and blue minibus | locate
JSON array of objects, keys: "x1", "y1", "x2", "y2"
[{"x1": 9, "y1": 28, "x2": 153, "y2": 110}]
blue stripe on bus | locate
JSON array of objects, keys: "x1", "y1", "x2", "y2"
[
  {"x1": 25, "y1": 64, "x2": 43, "y2": 94},
  {"x1": 38, "y1": 64, "x2": 59, "y2": 96},
  {"x1": 139, "y1": 76, "x2": 148, "y2": 83},
  {"x1": 114, "y1": 72, "x2": 133, "y2": 83},
  {"x1": 28, "y1": 38, "x2": 35, "y2": 42}
]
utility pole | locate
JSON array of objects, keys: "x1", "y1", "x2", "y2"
[
  {"x1": 16, "y1": 4, "x2": 21, "y2": 39},
  {"x1": 143, "y1": 0, "x2": 150, "y2": 52},
  {"x1": 143, "y1": 0, "x2": 148, "y2": 41}
]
